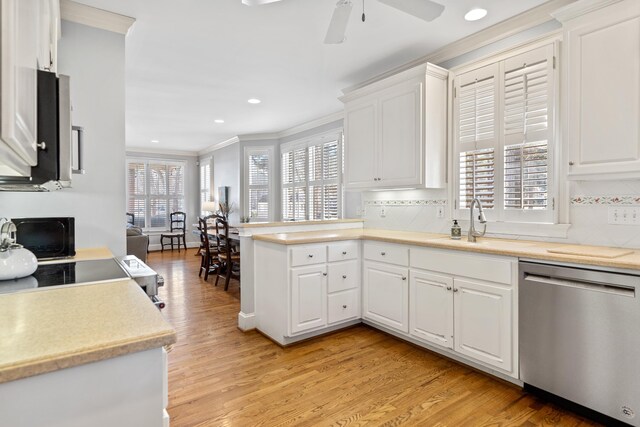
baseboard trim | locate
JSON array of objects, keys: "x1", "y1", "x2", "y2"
[{"x1": 238, "y1": 312, "x2": 256, "y2": 331}]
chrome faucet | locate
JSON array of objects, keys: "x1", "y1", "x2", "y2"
[{"x1": 468, "y1": 198, "x2": 487, "y2": 243}]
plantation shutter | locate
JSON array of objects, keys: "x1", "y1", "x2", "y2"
[
  {"x1": 503, "y1": 45, "x2": 554, "y2": 215},
  {"x1": 127, "y1": 161, "x2": 146, "y2": 228},
  {"x1": 200, "y1": 160, "x2": 211, "y2": 215},
  {"x1": 247, "y1": 150, "x2": 271, "y2": 221},
  {"x1": 282, "y1": 150, "x2": 294, "y2": 220},
  {"x1": 455, "y1": 64, "x2": 499, "y2": 209}
]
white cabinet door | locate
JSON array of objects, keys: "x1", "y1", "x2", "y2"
[
  {"x1": 344, "y1": 100, "x2": 378, "y2": 188},
  {"x1": 290, "y1": 265, "x2": 327, "y2": 334},
  {"x1": 409, "y1": 271, "x2": 453, "y2": 349},
  {"x1": 378, "y1": 80, "x2": 423, "y2": 187},
  {"x1": 453, "y1": 278, "x2": 512, "y2": 372},
  {"x1": 565, "y1": 0, "x2": 640, "y2": 179},
  {"x1": 1, "y1": 0, "x2": 40, "y2": 168},
  {"x1": 37, "y1": 0, "x2": 59, "y2": 72},
  {"x1": 363, "y1": 261, "x2": 409, "y2": 332}
]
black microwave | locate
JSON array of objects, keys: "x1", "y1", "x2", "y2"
[{"x1": 12, "y1": 217, "x2": 76, "y2": 259}]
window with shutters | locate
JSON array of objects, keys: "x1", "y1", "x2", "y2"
[
  {"x1": 281, "y1": 131, "x2": 343, "y2": 221},
  {"x1": 126, "y1": 158, "x2": 186, "y2": 230},
  {"x1": 200, "y1": 158, "x2": 212, "y2": 215},
  {"x1": 244, "y1": 147, "x2": 273, "y2": 221},
  {"x1": 454, "y1": 43, "x2": 556, "y2": 223}
]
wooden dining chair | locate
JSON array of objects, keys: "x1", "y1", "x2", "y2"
[
  {"x1": 199, "y1": 217, "x2": 220, "y2": 280},
  {"x1": 161, "y1": 211, "x2": 186, "y2": 252},
  {"x1": 214, "y1": 216, "x2": 240, "y2": 291}
]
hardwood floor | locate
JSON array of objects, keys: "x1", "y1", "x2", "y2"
[{"x1": 150, "y1": 250, "x2": 600, "y2": 427}]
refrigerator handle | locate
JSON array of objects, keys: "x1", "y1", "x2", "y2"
[{"x1": 72, "y1": 126, "x2": 85, "y2": 175}]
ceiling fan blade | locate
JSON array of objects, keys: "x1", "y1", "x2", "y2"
[
  {"x1": 324, "y1": 0, "x2": 353, "y2": 44},
  {"x1": 376, "y1": 0, "x2": 444, "y2": 22},
  {"x1": 241, "y1": 0, "x2": 283, "y2": 5}
]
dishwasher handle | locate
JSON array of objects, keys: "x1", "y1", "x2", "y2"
[{"x1": 523, "y1": 273, "x2": 635, "y2": 297}]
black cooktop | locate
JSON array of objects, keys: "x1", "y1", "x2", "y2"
[{"x1": 0, "y1": 259, "x2": 129, "y2": 295}]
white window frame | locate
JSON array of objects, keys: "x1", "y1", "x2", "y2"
[
  {"x1": 126, "y1": 157, "x2": 187, "y2": 231},
  {"x1": 280, "y1": 130, "x2": 343, "y2": 221},
  {"x1": 243, "y1": 146, "x2": 275, "y2": 222},
  {"x1": 199, "y1": 157, "x2": 212, "y2": 216},
  {"x1": 452, "y1": 38, "x2": 560, "y2": 226}
]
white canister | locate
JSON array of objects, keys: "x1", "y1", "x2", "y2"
[{"x1": 0, "y1": 247, "x2": 38, "y2": 281}]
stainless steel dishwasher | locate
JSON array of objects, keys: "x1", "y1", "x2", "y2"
[{"x1": 520, "y1": 261, "x2": 640, "y2": 426}]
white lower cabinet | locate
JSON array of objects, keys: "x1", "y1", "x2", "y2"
[
  {"x1": 454, "y1": 278, "x2": 512, "y2": 372},
  {"x1": 328, "y1": 289, "x2": 359, "y2": 324},
  {"x1": 409, "y1": 271, "x2": 453, "y2": 349},
  {"x1": 363, "y1": 261, "x2": 409, "y2": 333},
  {"x1": 290, "y1": 265, "x2": 327, "y2": 334}
]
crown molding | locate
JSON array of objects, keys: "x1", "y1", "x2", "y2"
[
  {"x1": 551, "y1": 0, "x2": 622, "y2": 22},
  {"x1": 126, "y1": 147, "x2": 199, "y2": 157},
  {"x1": 197, "y1": 136, "x2": 240, "y2": 156},
  {"x1": 342, "y1": 0, "x2": 577, "y2": 94},
  {"x1": 60, "y1": 0, "x2": 135, "y2": 35},
  {"x1": 197, "y1": 111, "x2": 344, "y2": 155}
]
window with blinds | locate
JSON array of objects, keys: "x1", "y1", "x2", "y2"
[
  {"x1": 281, "y1": 135, "x2": 342, "y2": 221},
  {"x1": 200, "y1": 159, "x2": 211, "y2": 215},
  {"x1": 454, "y1": 43, "x2": 555, "y2": 222},
  {"x1": 126, "y1": 159, "x2": 186, "y2": 230},
  {"x1": 246, "y1": 149, "x2": 271, "y2": 221}
]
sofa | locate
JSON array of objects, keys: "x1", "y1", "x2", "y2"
[{"x1": 126, "y1": 226, "x2": 149, "y2": 263}]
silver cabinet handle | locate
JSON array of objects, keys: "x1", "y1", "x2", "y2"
[
  {"x1": 402, "y1": 276, "x2": 407, "y2": 281},
  {"x1": 36, "y1": 142, "x2": 47, "y2": 150},
  {"x1": 342, "y1": 304, "x2": 347, "y2": 309},
  {"x1": 342, "y1": 275, "x2": 347, "y2": 279},
  {"x1": 381, "y1": 252, "x2": 386, "y2": 256},
  {"x1": 453, "y1": 288, "x2": 459, "y2": 292},
  {"x1": 322, "y1": 272, "x2": 327, "y2": 276},
  {"x1": 446, "y1": 286, "x2": 452, "y2": 291},
  {"x1": 308, "y1": 254, "x2": 314, "y2": 258},
  {"x1": 569, "y1": 161, "x2": 574, "y2": 166},
  {"x1": 342, "y1": 251, "x2": 347, "y2": 255}
]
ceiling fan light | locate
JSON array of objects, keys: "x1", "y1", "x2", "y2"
[
  {"x1": 324, "y1": 0, "x2": 353, "y2": 44},
  {"x1": 464, "y1": 8, "x2": 487, "y2": 21},
  {"x1": 241, "y1": 0, "x2": 282, "y2": 5}
]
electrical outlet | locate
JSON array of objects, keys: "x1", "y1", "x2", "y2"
[
  {"x1": 436, "y1": 206, "x2": 445, "y2": 218},
  {"x1": 380, "y1": 207, "x2": 386, "y2": 218},
  {"x1": 608, "y1": 207, "x2": 640, "y2": 225}
]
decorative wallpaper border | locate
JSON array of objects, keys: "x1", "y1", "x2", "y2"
[
  {"x1": 571, "y1": 195, "x2": 640, "y2": 205},
  {"x1": 364, "y1": 199, "x2": 447, "y2": 206}
]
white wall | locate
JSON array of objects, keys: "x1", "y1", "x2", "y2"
[
  {"x1": 0, "y1": 21, "x2": 127, "y2": 255},
  {"x1": 211, "y1": 143, "x2": 241, "y2": 224}
]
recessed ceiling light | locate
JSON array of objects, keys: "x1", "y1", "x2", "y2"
[
  {"x1": 247, "y1": 98, "x2": 261, "y2": 104},
  {"x1": 214, "y1": 119, "x2": 225, "y2": 124},
  {"x1": 464, "y1": 8, "x2": 487, "y2": 21},
  {"x1": 151, "y1": 139, "x2": 160, "y2": 143}
]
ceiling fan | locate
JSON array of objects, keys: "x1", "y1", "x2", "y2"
[{"x1": 241, "y1": 0, "x2": 445, "y2": 44}]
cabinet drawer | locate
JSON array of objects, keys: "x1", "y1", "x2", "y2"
[
  {"x1": 328, "y1": 289, "x2": 360, "y2": 324},
  {"x1": 328, "y1": 241, "x2": 359, "y2": 262},
  {"x1": 291, "y1": 245, "x2": 327, "y2": 267},
  {"x1": 328, "y1": 260, "x2": 359, "y2": 293},
  {"x1": 364, "y1": 242, "x2": 409, "y2": 266},
  {"x1": 411, "y1": 247, "x2": 513, "y2": 285}
]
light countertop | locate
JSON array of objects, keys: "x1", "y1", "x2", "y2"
[
  {"x1": 38, "y1": 247, "x2": 114, "y2": 265},
  {"x1": 253, "y1": 228, "x2": 640, "y2": 271},
  {"x1": 235, "y1": 219, "x2": 364, "y2": 228},
  {"x1": 0, "y1": 279, "x2": 176, "y2": 384}
]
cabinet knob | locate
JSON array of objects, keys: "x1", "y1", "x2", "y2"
[
  {"x1": 322, "y1": 272, "x2": 327, "y2": 276},
  {"x1": 36, "y1": 142, "x2": 47, "y2": 150},
  {"x1": 342, "y1": 305, "x2": 347, "y2": 309},
  {"x1": 446, "y1": 286, "x2": 452, "y2": 291},
  {"x1": 402, "y1": 276, "x2": 407, "y2": 281},
  {"x1": 308, "y1": 254, "x2": 314, "y2": 258},
  {"x1": 453, "y1": 288, "x2": 459, "y2": 292},
  {"x1": 381, "y1": 252, "x2": 386, "y2": 256},
  {"x1": 342, "y1": 251, "x2": 347, "y2": 255},
  {"x1": 342, "y1": 275, "x2": 347, "y2": 279},
  {"x1": 569, "y1": 161, "x2": 574, "y2": 166}
]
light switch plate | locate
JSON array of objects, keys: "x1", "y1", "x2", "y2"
[
  {"x1": 608, "y1": 207, "x2": 640, "y2": 225},
  {"x1": 436, "y1": 206, "x2": 445, "y2": 218}
]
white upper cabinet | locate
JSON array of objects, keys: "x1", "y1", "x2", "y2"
[
  {"x1": 0, "y1": 0, "x2": 60, "y2": 177},
  {"x1": 555, "y1": 0, "x2": 640, "y2": 179},
  {"x1": 341, "y1": 63, "x2": 448, "y2": 190}
]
